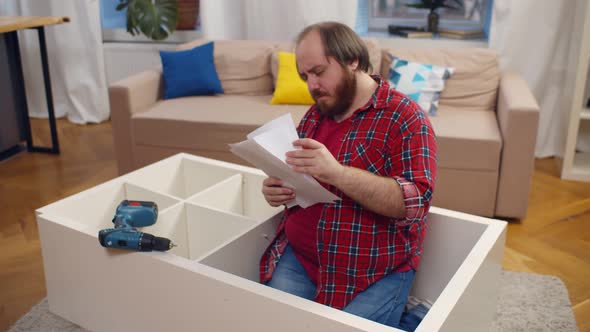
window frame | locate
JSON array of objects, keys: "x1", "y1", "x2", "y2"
[{"x1": 366, "y1": 0, "x2": 486, "y2": 31}]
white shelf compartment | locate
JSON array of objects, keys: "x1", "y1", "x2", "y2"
[
  {"x1": 570, "y1": 151, "x2": 590, "y2": 179},
  {"x1": 124, "y1": 154, "x2": 245, "y2": 199},
  {"x1": 150, "y1": 201, "x2": 267, "y2": 261},
  {"x1": 36, "y1": 181, "x2": 180, "y2": 236},
  {"x1": 188, "y1": 173, "x2": 282, "y2": 222}
]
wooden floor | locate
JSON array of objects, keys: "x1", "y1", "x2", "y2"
[{"x1": 0, "y1": 118, "x2": 589, "y2": 331}]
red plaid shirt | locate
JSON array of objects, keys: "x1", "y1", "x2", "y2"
[{"x1": 260, "y1": 77, "x2": 437, "y2": 310}]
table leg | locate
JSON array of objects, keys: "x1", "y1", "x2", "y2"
[
  {"x1": 5, "y1": 28, "x2": 61, "y2": 154},
  {"x1": 32, "y1": 26, "x2": 60, "y2": 154},
  {"x1": 5, "y1": 31, "x2": 33, "y2": 150}
]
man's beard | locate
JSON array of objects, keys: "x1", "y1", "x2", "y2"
[{"x1": 312, "y1": 68, "x2": 356, "y2": 118}]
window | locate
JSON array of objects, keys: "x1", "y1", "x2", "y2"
[
  {"x1": 100, "y1": 0, "x2": 127, "y2": 30},
  {"x1": 366, "y1": 0, "x2": 493, "y2": 33}
]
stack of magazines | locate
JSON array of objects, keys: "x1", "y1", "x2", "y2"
[
  {"x1": 437, "y1": 27, "x2": 486, "y2": 39},
  {"x1": 388, "y1": 25, "x2": 486, "y2": 40},
  {"x1": 387, "y1": 25, "x2": 432, "y2": 38}
]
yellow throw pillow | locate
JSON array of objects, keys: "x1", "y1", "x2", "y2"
[{"x1": 270, "y1": 52, "x2": 314, "y2": 105}]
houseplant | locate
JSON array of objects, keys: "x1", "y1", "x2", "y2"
[
  {"x1": 116, "y1": 0, "x2": 179, "y2": 41},
  {"x1": 405, "y1": 0, "x2": 463, "y2": 33}
]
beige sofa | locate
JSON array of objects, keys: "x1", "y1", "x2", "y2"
[{"x1": 109, "y1": 39, "x2": 539, "y2": 219}]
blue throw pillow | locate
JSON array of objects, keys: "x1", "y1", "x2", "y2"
[
  {"x1": 159, "y1": 42, "x2": 224, "y2": 99},
  {"x1": 388, "y1": 54, "x2": 454, "y2": 116}
]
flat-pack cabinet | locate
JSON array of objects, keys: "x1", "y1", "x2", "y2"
[{"x1": 36, "y1": 153, "x2": 506, "y2": 332}]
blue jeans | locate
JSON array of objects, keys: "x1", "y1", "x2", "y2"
[{"x1": 266, "y1": 245, "x2": 415, "y2": 329}]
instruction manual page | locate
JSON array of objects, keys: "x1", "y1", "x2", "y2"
[{"x1": 229, "y1": 114, "x2": 341, "y2": 208}]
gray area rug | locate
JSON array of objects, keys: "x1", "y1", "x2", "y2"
[
  {"x1": 8, "y1": 271, "x2": 578, "y2": 332},
  {"x1": 489, "y1": 271, "x2": 578, "y2": 332}
]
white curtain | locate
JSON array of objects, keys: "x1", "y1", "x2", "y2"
[
  {"x1": 201, "y1": 0, "x2": 358, "y2": 41},
  {"x1": 488, "y1": 0, "x2": 578, "y2": 158},
  {"x1": 0, "y1": 0, "x2": 109, "y2": 124}
]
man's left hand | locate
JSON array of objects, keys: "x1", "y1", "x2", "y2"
[{"x1": 286, "y1": 138, "x2": 344, "y2": 185}]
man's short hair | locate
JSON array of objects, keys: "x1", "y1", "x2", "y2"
[{"x1": 296, "y1": 21, "x2": 372, "y2": 73}]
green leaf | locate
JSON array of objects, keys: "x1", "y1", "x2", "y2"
[{"x1": 123, "y1": 0, "x2": 178, "y2": 40}]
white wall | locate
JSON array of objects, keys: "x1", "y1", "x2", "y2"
[{"x1": 103, "y1": 43, "x2": 176, "y2": 84}]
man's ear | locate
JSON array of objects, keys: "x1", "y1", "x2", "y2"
[{"x1": 348, "y1": 59, "x2": 359, "y2": 71}]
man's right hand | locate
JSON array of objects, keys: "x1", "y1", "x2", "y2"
[{"x1": 262, "y1": 177, "x2": 296, "y2": 207}]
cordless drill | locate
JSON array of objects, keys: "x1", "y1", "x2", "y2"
[{"x1": 98, "y1": 200, "x2": 175, "y2": 251}]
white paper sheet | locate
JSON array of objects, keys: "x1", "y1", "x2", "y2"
[{"x1": 229, "y1": 114, "x2": 341, "y2": 208}]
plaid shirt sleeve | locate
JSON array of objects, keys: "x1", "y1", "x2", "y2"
[{"x1": 391, "y1": 102, "x2": 437, "y2": 226}]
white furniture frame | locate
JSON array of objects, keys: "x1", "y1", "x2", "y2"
[
  {"x1": 36, "y1": 153, "x2": 506, "y2": 332},
  {"x1": 560, "y1": 0, "x2": 590, "y2": 181}
]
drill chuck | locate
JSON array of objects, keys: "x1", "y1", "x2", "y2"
[{"x1": 141, "y1": 233, "x2": 174, "y2": 251}]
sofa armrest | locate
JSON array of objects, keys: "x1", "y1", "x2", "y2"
[
  {"x1": 109, "y1": 68, "x2": 163, "y2": 175},
  {"x1": 495, "y1": 71, "x2": 540, "y2": 218}
]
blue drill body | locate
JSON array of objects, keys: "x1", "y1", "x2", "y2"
[{"x1": 98, "y1": 200, "x2": 173, "y2": 251}]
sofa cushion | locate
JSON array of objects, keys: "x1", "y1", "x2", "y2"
[
  {"x1": 270, "y1": 52, "x2": 315, "y2": 105},
  {"x1": 177, "y1": 40, "x2": 275, "y2": 96},
  {"x1": 132, "y1": 95, "x2": 309, "y2": 152},
  {"x1": 388, "y1": 55, "x2": 454, "y2": 116},
  {"x1": 159, "y1": 42, "x2": 224, "y2": 99},
  {"x1": 133, "y1": 98, "x2": 500, "y2": 172},
  {"x1": 381, "y1": 48, "x2": 500, "y2": 113},
  {"x1": 429, "y1": 106, "x2": 502, "y2": 171},
  {"x1": 271, "y1": 38, "x2": 383, "y2": 87}
]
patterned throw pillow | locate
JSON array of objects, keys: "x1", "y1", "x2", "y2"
[{"x1": 388, "y1": 55, "x2": 454, "y2": 116}]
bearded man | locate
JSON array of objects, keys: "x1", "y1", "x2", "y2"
[{"x1": 260, "y1": 21, "x2": 437, "y2": 330}]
